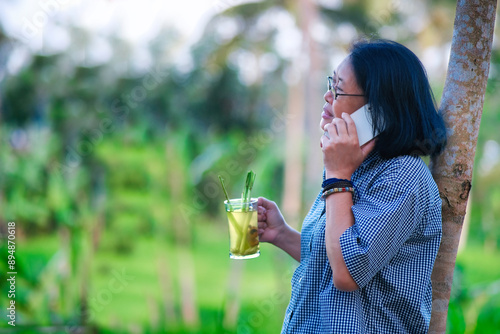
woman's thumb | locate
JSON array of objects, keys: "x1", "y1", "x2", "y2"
[{"x1": 258, "y1": 196, "x2": 273, "y2": 209}]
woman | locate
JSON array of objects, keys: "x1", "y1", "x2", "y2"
[{"x1": 257, "y1": 39, "x2": 447, "y2": 333}]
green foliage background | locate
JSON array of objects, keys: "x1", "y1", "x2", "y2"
[{"x1": 0, "y1": 1, "x2": 499, "y2": 333}]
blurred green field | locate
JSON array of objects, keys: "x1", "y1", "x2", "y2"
[
  {"x1": 1, "y1": 132, "x2": 499, "y2": 333},
  {"x1": 3, "y1": 222, "x2": 499, "y2": 334}
]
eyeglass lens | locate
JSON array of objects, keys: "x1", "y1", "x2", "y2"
[{"x1": 328, "y1": 77, "x2": 337, "y2": 100}]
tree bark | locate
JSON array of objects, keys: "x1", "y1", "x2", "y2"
[{"x1": 429, "y1": 0, "x2": 497, "y2": 332}]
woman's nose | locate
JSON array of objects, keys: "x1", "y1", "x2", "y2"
[{"x1": 324, "y1": 90, "x2": 334, "y2": 103}]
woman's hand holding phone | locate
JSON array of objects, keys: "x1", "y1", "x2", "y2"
[{"x1": 321, "y1": 107, "x2": 376, "y2": 179}]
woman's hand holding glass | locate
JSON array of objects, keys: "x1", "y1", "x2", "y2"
[
  {"x1": 257, "y1": 197, "x2": 301, "y2": 261},
  {"x1": 257, "y1": 197, "x2": 287, "y2": 244}
]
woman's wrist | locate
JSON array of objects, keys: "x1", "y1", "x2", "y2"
[
  {"x1": 272, "y1": 223, "x2": 294, "y2": 247},
  {"x1": 272, "y1": 224, "x2": 301, "y2": 260},
  {"x1": 325, "y1": 170, "x2": 352, "y2": 180}
]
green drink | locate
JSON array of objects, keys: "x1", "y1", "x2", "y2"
[{"x1": 225, "y1": 198, "x2": 260, "y2": 259}]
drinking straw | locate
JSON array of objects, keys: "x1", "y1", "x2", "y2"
[{"x1": 218, "y1": 176, "x2": 242, "y2": 236}]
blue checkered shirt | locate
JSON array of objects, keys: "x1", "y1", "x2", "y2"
[{"x1": 281, "y1": 152, "x2": 442, "y2": 333}]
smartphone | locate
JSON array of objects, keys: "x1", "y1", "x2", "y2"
[{"x1": 350, "y1": 104, "x2": 379, "y2": 146}]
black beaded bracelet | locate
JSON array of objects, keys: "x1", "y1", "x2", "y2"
[
  {"x1": 322, "y1": 177, "x2": 353, "y2": 188},
  {"x1": 323, "y1": 181, "x2": 354, "y2": 192}
]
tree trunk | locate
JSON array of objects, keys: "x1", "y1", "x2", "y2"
[
  {"x1": 281, "y1": 71, "x2": 305, "y2": 230},
  {"x1": 429, "y1": 0, "x2": 497, "y2": 332},
  {"x1": 282, "y1": 0, "x2": 323, "y2": 229},
  {"x1": 301, "y1": 0, "x2": 325, "y2": 208},
  {"x1": 281, "y1": 6, "x2": 307, "y2": 230},
  {"x1": 166, "y1": 141, "x2": 200, "y2": 329}
]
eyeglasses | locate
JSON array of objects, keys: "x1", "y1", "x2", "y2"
[{"x1": 327, "y1": 76, "x2": 365, "y2": 100}]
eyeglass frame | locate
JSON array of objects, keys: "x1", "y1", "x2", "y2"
[{"x1": 327, "y1": 76, "x2": 365, "y2": 100}]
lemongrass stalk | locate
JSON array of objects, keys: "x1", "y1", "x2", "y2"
[
  {"x1": 237, "y1": 209, "x2": 254, "y2": 253},
  {"x1": 242, "y1": 171, "x2": 256, "y2": 212},
  {"x1": 237, "y1": 171, "x2": 256, "y2": 253},
  {"x1": 228, "y1": 211, "x2": 242, "y2": 237}
]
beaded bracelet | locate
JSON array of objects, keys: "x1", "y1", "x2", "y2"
[
  {"x1": 322, "y1": 178, "x2": 353, "y2": 188},
  {"x1": 321, "y1": 187, "x2": 355, "y2": 200}
]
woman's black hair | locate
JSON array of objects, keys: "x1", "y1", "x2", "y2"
[{"x1": 349, "y1": 39, "x2": 447, "y2": 159}]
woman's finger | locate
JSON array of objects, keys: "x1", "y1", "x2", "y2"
[
  {"x1": 341, "y1": 112, "x2": 357, "y2": 137},
  {"x1": 323, "y1": 123, "x2": 333, "y2": 138},
  {"x1": 333, "y1": 117, "x2": 348, "y2": 137}
]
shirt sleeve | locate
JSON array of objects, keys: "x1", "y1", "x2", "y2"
[{"x1": 339, "y1": 174, "x2": 423, "y2": 289}]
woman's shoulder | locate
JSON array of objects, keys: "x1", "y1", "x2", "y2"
[
  {"x1": 363, "y1": 153, "x2": 436, "y2": 192},
  {"x1": 386, "y1": 154, "x2": 430, "y2": 174},
  {"x1": 365, "y1": 152, "x2": 430, "y2": 179}
]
